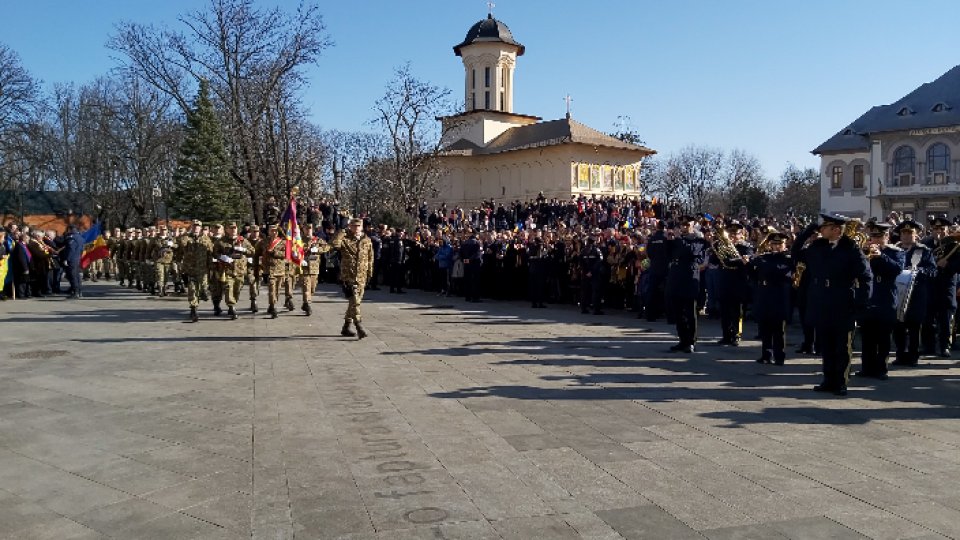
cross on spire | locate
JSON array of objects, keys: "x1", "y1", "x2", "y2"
[
  {"x1": 564, "y1": 94, "x2": 573, "y2": 118},
  {"x1": 487, "y1": 1, "x2": 496, "y2": 16}
]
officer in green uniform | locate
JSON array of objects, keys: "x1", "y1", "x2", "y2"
[
  {"x1": 246, "y1": 225, "x2": 263, "y2": 313},
  {"x1": 215, "y1": 222, "x2": 255, "y2": 320},
  {"x1": 263, "y1": 225, "x2": 288, "y2": 319},
  {"x1": 299, "y1": 223, "x2": 330, "y2": 316},
  {"x1": 179, "y1": 220, "x2": 214, "y2": 322},
  {"x1": 331, "y1": 218, "x2": 375, "y2": 339}
]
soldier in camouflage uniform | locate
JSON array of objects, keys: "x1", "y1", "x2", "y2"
[
  {"x1": 215, "y1": 222, "x2": 255, "y2": 320},
  {"x1": 152, "y1": 225, "x2": 177, "y2": 296},
  {"x1": 105, "y1": 228, "x2": 121, "y2": 280},
  {"x1": 246, "y1": 225, "x2": 263, "y2": 312},
  {"x1": 283, "y1": 254, "x2": 297, "y2": 312},
  {"x1": 298, "y1": 223, "x2": 330, "y2": 316},
  {"x1": 179, "y1": 220, "x2": 214, "y2": 322},
  {"x1": 331, "y1": 218, "x2": 375, "y2": 339},
  {"x1": 132, "y1": 228, "x2": 146, "y2": 290},
  {"x1": 116, "y1": 231, "x2": 130, "y2": 286},
  {"x1": 142, "y1": 227, "x2": 158, "y2": 295},
  {"x1": 263, "y1": 225, "x2": 288, "y2": 319},
  {"x1": 208, "y1": 224, "x2": 226, "y2": 315}
]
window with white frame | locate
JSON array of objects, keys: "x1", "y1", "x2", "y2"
[
  {"x1": 927, "y1": 143, "x2": 950, "y2": 184},
  {"x1": 893, "y1": 146, "x2": 915, "y2": 186}
]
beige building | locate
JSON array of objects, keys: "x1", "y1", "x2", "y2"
[{"x1": 431, "y1": 14, "x2": 655, "y2": 207}]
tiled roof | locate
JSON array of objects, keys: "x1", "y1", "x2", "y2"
[{"x1": 443, "y1": 117, "x2": 656, "y2": 156}]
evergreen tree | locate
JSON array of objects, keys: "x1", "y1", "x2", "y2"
[{"x1": 169, "y1": 79, "x2": 247, "y2": 221}]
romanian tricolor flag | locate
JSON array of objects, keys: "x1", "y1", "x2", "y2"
[
  {"x1": 279, "y1": 189, "x2": 304, "y2": 264},
  {"x1": 80, "y1": 222, "x2": 110, "y2": 270}
]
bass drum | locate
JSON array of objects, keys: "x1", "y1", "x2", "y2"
[{"x1": 893, "y1": 269, "x2": 915, "y2": 318}]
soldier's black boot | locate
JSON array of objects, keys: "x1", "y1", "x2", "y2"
[
  {"x1": 267, "y1": 306, "x2": 278, "y2": 319},
  {"x1": 284, "y1": 297, "x2": 295, "y2": 311},
  {"x1": 341, "y1": 321, "x2": 356, "y2": 337},
  {"x1": 355, "y1": 320, "x2": 367, "y2": 340},
  {"x1": 136, "y1": 281, "x2": 142, "y2": 290},
  {"x1": 303, "y1": 303, "x2": 312, "y2": 316},
  {"x1": 213, "y1": 302, "x2": 223, "y2": 316},
  {"x1": 189, "y1": 307, "x2": 198, "y2": 323},
  {"x1": 250, "y1": 300, "x2": 258, "y2": 313},
  {"x1": 228, "y1": 306, "x2": 237, "y2": 320}
]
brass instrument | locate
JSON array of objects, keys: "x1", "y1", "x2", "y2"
[
  {"x1": 792, "y1": 262, "x2": 806, "y2": 289},
  {"x1": 842, "y1": 218, "x2": 867, "y2": 250},
  {"x1": 933, "y1": 234, "x2": 960, "y2": 265},
  {"x1": 712, "y1": 224, "x2": 741, "y2": 268},
  {"x1": 754, "y1": 226, "x2": 778, "y2": 255}
]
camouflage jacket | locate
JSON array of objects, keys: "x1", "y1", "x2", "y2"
[
  {"x1": 300, "y1": 236, "x2": 331, "y2": 276},
  {"x1": 214, "y1": 235, "x2": 255, "y2": 279},
  {"x1": 331, "y1": 231, "x2": 374, "y2": 285},
  {"x1": 263, "y1": 238, "x2": 289, "y2": 277},
  {"x1": 151, "y1": 236, "x2": 177, "y2": 264},
  {"x1": 179, "y1": 234, "x2": 213, "y2": 276}
]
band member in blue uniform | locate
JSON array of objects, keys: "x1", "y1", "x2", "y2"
[
  {"x1": 748, "y1": 232, "x2": 792, "y2": 364},
  {"x1": 856, "y1": 222, "x2": 904, "y2": 380},
  {"x1": 714, "y1": 222, "x2": 754, "y2": 346},
  {"x1": 892, "y1": 220, "x2": 937, "y2": 367},
  {"x1": 665, "y1": 217, "x2": 710, "y2": 353},
  {"x1": 793, "y1": 213, "x2": 872, "y2": 396},
  {"x1": 920, "y1": 216, "x2": 960, "y2": 358}
]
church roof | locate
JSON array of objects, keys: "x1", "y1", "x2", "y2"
[
  {"x1": 453, "y1": 15, "x2": 525, "y2": 56},
  {"x1": 443, "y1": 117, "x2": 656, "y2": 156},
  {"x1": 813, "y1": 64, "x2": 960, "y2": 155}
]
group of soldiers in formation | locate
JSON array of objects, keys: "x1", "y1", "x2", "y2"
[{"x1": 102, "y1": 218, "x2": 373, "y2": 338}]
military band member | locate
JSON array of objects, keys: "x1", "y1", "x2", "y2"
[
  {"x1": 179, "y1": 220, "x2": 213, "y2": 322},
  {"x1": 579, "y1": 234, "x2": 604, "y2": 314},
  {"x1": 330, "y1": 218, "x2": 375, "y2": 339},
  {"x1": 263, "y1": 225, "x2": 287, "y2": 319},
  {"x1": 794, "y1": 213, "x2": 872, "y2": 396},
  {"x1": 748, "y1": 232, "x2": 792, "y2": 364},
  {"x1": 892, "y1": 220, "x2": 936, "y2": 367},
  {"x1": 714, "y1": 221, "x2": 754, "y2": 346},
  {"x1": 856, "y1": 221, "x2": 904, "y2": 380},
  {"x1": 665, "y1": 217, "x2": 709, "y2": 353},
  {"x1": 299, "y1": 223, "x2": 330, "y2": 316},
  {"x1": 921, "y1": 216, "x2": 960, "y2": 357}
]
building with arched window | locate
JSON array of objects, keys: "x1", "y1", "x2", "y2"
[
  {"x1": 431, "y1": 13, "x2": 656, "y2": 207},
  {"x1": 813, "y1": 65, "x2": 960, "y2": 221}
]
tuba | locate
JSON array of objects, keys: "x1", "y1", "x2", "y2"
[{"x1": 712, "y1": 224, "x2": 741, "y2": 268}]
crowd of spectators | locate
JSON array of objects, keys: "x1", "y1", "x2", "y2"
[{"x1": 0, "y1": 223, "x2": 84, "y2": 300}]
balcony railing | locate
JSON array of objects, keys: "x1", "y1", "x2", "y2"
[{"x1": 883, "y1": 183, "x2": 960, "y2": 195}]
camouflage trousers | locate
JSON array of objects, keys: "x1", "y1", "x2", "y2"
[
  {"x1": 247, "y1": 273, "x2": 260, "y2": 301},
  {"x1": 268, "y1": 275, "x2": 284, "y2": 308},
  {"x1": 300, "y1": 274, "x2": 318, "y2": 305},
  {"x1": 284, "y1": 274, "x2": 295, "y2": 301},
  {"x1": 87, "y1": 259, "x2": 103, "y2": 281},
  {"x1": 209, "y1": 275, "x2": 225, "y2": 303},
  {"x1": 186, "y1": 274, "x2": 208, "y2": 308},
  {"x1": 155, "y1": 263, "x2": 172, "y2": 289},
  {"x1": 224, "y1": 276, "x2": 244, "y2": 306},
  {"x1": 344, "y1": 282, "x2": 366, "y2": 322},
  {"x1": 104, "y1": 257, "x2": 117, "y2": 277}
]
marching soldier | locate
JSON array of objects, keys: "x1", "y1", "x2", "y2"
[
  {"x1": 132, "y1": 228, "x2": 145, "y2": 290},
  {"x1": 665, "y1": 217, "x2": 710, "y2": 353},
  {"x1": 748, "y1": 232, "x2": 792, "y2": 364},
  {"x1": 714, "y1": 221, "x2": 754, "y2": 346},
  {"x1": 283, "y1": 250, "x2": 297, "y2": 312},
  {"x1": 263, "y1": 225, "x2": 288, "y2": 319},
  {"x1": 116, "y1": 231, "x2": 129, "y2": 287},
  {"x1": 142, "y1": 227, "x2": 158, "y2": 295},
  {"x1": 856, "y1": 222, "x2": 904, "y2": 380},
  {"x1": 208, "y1": 224, "x2": 226, "y2": 315},
  {"x1": 794, "y1": 213, "x2": 872, "y2": 396},
  {"x1": 151, "y1": 225, "x2": 176, "y2": 296},
  {"x1": 299, "y1": 223, "x2": 330, "y2": 316},
  {"x1": 179, "y1": 220, "x2": 214, "y2": 322},
  {"x1": 214, "y1": 222, "x2": 255, "y2": 320},
  {"x1": 330, "y1": 218, "x2": 374, "y2": 339},
  {"x1": 246, "y1": 225, "x2": 263, "y2": 313},
  {"x1": 892, "y1": 220, "x2": 936, "y2": 367}
]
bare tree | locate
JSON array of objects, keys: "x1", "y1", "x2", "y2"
[
  {"x1": 651, "y1": 145, "x2": 725, "y2": 213},
  {"x1": 723, "y1": 149, "x2": 771, "y2": 216},
  {"x1": 109, "y1": 0, "x2": 331, "y2": 221},
  {"x1": 771, "y1": 163, "x2": 820, "y2": 218},
  {"x1": 0, "y1": 43, "x2": 42, "y2": 198},
  {"x1": 371, "y1": 63, "x2": 455, "y2": 213}
]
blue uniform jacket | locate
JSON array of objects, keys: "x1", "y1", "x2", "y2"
[
  {"x1": 665, "y1": 235, "x2": 709, "y2": 300},
  {"x1": 860, "y1": 245, "x2": 904, "y2": 323},
  {"x1": 795, "y1": 232, "x2": 872, "y2": 331},
  {"x1": 748, "y1": 251, "x2": 792, "y2": 321}
]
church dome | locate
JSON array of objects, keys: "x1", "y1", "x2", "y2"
[{"x1": 453, "y1": 14, "x2": 525, "y2": 57}]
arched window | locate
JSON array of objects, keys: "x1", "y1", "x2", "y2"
[
  {"x1": 927, "y1": 143, "x2": 950, "y2": 184},
  {"x1": 893, "y1": 146, "x2": 915, "y2": 186}
]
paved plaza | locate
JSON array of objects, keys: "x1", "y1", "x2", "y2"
[{"x1": 1, "y1": 283, "x2": 959, "y2": 539}]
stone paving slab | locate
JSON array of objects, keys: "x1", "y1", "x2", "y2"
[{"x1": 2, "y1": 282, "x2": 960, "y2": 539}]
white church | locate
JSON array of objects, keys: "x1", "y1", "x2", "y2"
[{"x1": 430, "y1": 13, "x2": 655, "y2": 207}]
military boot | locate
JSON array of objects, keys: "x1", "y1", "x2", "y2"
[
  {"x1": 213, "y1": 302, "x2": 223, "y2": 316},
  {"x1": 228, "y1": 306, "x2": 237, "y2": 320},
  {"x1": 250, "y1": 300, "x2": 259, "y2": 313},
  {"x1": 302, "y1": 302, "x2": 311, "y2": 316},
  {"x1": 267, "y1": 306, "x2": 278, "y2": 319},
  {"x1": 189, "y1": 307, "x2": 198, "y2": 323},
  {"x1": 284, "y1": 297, "x2": 295, "y2": 311},
  {"x1": 355, "y1": 320, "x2": 367, "y2": 340},
  {"x1": 341, "y1": 321, "x2": 356, "y2": 337}
]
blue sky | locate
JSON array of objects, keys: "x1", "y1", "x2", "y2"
[{"x1": 2, "y1": 0, "x2": 958, "y2": 178}]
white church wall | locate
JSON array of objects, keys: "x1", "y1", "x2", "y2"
[{"x1": 818, "y1": 151, "x2": 872, "y2": 218}]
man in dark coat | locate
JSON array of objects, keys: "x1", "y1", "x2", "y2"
[
  {"x1": 920, "y1": 216, "x2": 960, "y2": 357},
  {"x1": 748, "y1": 232, "x2": 793, "y2": 364},
  {"x1": 10, "y1": 233, "x2": 32, "y2": 299},
  {"x1": 643, "y1": 223, "x2": 669, "y2": 321},
  {"x1": 891, "y1": 220, "x2": 936, "y2": 367},
  {"x1": 856, "y1": 222, "x2": 904, "y2": 380},
  {"x1": 385, "y1": 229, "x2": 408, "y2": 293},
  {"x1": 714, "y1": 222, "x2": 755, "y2": 346},
  {"x1": 579, "y1": 235, "x2": 604, "y2": 314},
  {"x1": 459, "y1": 232, "x2": 482, "y2": 302},
  {"x1": 665, "y1": 217, "x2": 710, "y2": 353},
  {"x1": 793, "y1": 214, "x2": 872, "y2": 396},
  {"x1": 61, "y1": 225, "x2": 84, "y2": 299}
]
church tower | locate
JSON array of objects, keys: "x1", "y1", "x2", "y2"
[{"x1": 453, "y1": 14, "x2": 525, "y2": 113}]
